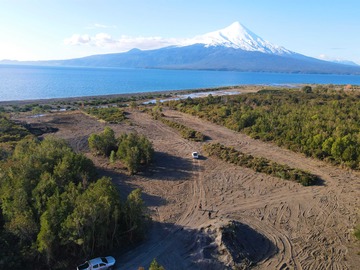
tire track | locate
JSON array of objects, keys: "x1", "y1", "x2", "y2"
[{"x1": 162, "y1": 109, "x2": 359, "y2": 269}]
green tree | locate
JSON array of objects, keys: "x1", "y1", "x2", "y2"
[
  {"x1": 149, "y1": 258, "x2": 165, "y2": 270},
  {"x1": 62, "y1": 177, "x2": 121, "y2": 255},
  {"x1": 126, "y1": 146, "x2": 140, "y2": 175},
  {"x1": 125, "y1": 188, "x2": 147, "y2": 243},
  {"x1": 37, "y1": 210, "x2": 56, "y2": 265},
  {"x1": 88, "y1": 127, "x2": 117, "y2": 156},
  {"x1": 116, "y1": 133, "x2": 154, "y2": 174},
  {"x1": 110, "y1": 150, "x2": 116, "y2": 163},
  {"x1": 88, "y1": 133, "x2": 103, "y2": 155}
]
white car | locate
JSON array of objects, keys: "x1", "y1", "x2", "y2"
[
  {"x1": 192, "y1": 152, "x2": 199, "y2": 159},
  {"x1": 77, "y1": 256, "x2": 116, "y2": 270}
]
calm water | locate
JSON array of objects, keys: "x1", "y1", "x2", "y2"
[{"x1": 1, "y1": 65, "x2": 360, "y2": 101}]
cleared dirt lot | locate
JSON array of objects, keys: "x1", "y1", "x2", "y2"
[{"x1": 16, "y1": 107, "x2": 360, "y2": 269}]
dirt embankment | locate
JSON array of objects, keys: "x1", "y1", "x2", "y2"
[{"x1": 15, "y1": 108, "x2": 360, "y2": 270}]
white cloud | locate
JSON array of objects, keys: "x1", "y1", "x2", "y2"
[
  {"x1": 93, "y1": 33, "x2": 115, "y2": 47},
  {"x1": 318, "y1": 53, "x2": 346, "y2": 62},
  {"x1": 63, "y1": 33, "x2": 181, "y2": 52},
  {"x1": 317, "y1": 54, "x2": 359, "y2": 65},
  {"x1": 63, "y1": 34, "x2": 92, "y2": 46}
]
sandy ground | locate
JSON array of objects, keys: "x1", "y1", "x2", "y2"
[{"x1": 14, "y1": 107, "x2": 360, "y2": 270}]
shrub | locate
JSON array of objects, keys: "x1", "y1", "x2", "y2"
[{"x1": 88, "y1": 126, "x2": 117, "y2": 156}]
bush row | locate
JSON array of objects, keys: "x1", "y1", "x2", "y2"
[
  {"x1": 203, "y1": 143, "x2": 318, "y2": 186},
  {"x1": 158, "y1": 116, "x2": 206, "y2": 142}
]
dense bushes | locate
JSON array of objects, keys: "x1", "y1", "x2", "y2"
[
  {"x1": 85, "y1": 107, "x2": 126, "y2": 123},
  {"x1": 88, "y1": 127, "x2": 154, "y2": 174},
  {"x1": 116, "y1": 133, "x2": 154, "y2": 174},
  {"x1": 165, "y1": 89, "x2": 360, "y2": 170},
  {"x1": 203, "y1": 143, "x2": 318, "y2": 186},
  {"x1": 88, "y1": 126, "x2": 117, "y2": 156},
  {"x1": 0, "y1": 137, "x2": 148, "y2": 269},
  {"x1": 0, "y1": 114, "x2": 30, "y2": 144}
]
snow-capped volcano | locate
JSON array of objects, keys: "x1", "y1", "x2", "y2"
[
  {"x1": 182, "y1": 22, "x2": 293, "y2": 55},
  {"x1": 15, "y1": 21, "x2": 360, "y2": 74}
]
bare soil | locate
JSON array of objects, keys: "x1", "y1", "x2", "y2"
[{"x1": 14, "y1": 105, "x2": 360, "y2": 270}]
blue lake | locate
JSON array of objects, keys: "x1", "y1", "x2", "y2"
[{"x1": 1, "y1": 65, "x2": 360, "y2": 101}]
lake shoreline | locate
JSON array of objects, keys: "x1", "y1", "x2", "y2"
[
  {"x1": 2, "y1": 65, "x2": 358, "y2": 103},
  {"x1": 0, "y1": 85, "x2": 264, "y2": 106}
]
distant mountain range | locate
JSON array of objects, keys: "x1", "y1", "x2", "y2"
[{"x1": 2, "y1": 22, "x2": 360, "y2": 74}]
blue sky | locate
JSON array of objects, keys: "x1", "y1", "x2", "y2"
[{"x1": 1, "y1": 0, "x2": 359, "y2": 63}]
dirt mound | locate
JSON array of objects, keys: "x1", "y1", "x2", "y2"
[
  {"x1": 219, "y1": 220, "x2": 277, "y2": 268},
  {"x1": 186, "y1": 220, "x2": 276, "y2": 269},
  {"x1": 186, "y1": 228, "x2": 225, "y2": 270}
]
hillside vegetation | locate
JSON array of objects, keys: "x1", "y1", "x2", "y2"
[{"x1": 165, "y1": 86, "x2": 360, "y2": 170}]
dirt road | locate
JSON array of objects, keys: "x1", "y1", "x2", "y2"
[{"x1": 18, "y1": 109, "x2": 360, "y2": 269}]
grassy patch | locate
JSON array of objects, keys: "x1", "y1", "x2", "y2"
[{"x1": 355, "y1": 225, "x2": 360, "y2": 240}]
